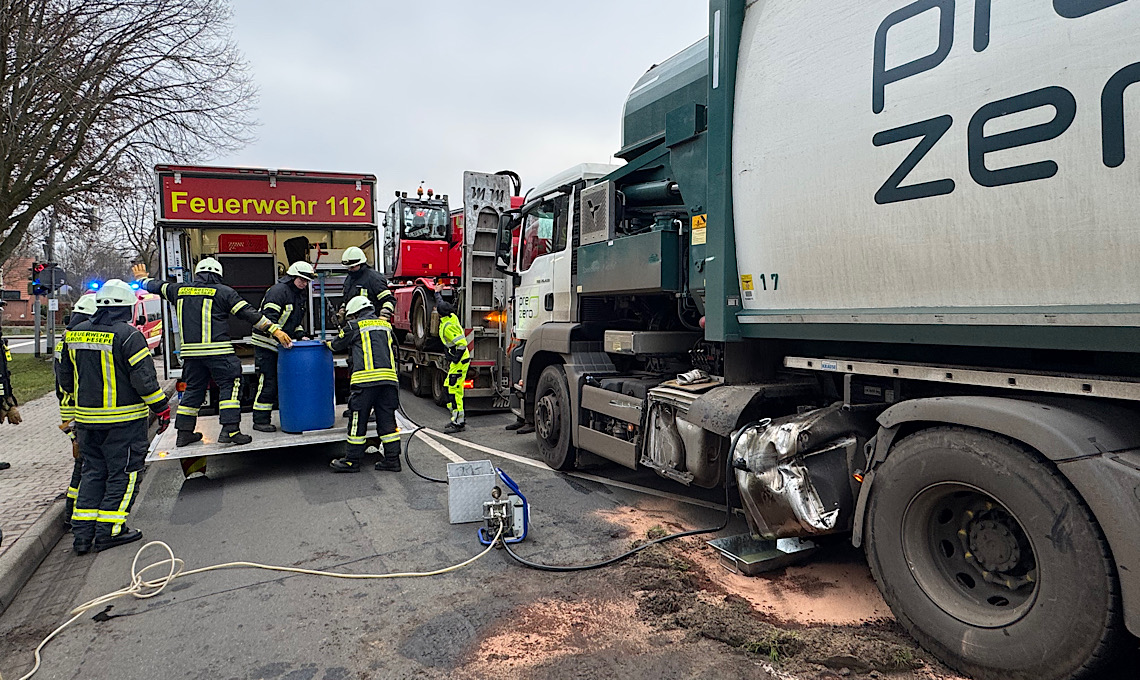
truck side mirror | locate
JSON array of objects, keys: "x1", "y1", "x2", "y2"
[{"x1": 495, "y1": 212, "x2": 517, "y2": 274}]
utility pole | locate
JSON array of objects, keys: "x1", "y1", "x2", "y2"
[{"x1": 45, "y1": 209, "x2": 57, "y2": 357}]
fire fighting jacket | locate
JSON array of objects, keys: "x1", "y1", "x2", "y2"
[
  {"x1": 58, "y1": 315, "x2": 169, "y2": 427},
  {"x1": 55, "y1": 311, "x2": 92, "y2": 422},
  {"x1": 342, "y1": 264, "x2": 395, "y2": 318},
  {"x1": 331, "y1": 310, "x2": 397, "y2": 387},
  {"x1": 438, "y1": 313, "x2": 468, "y2": 362},
  {"x1": 142, "y1": 274, "x2": 278, "y2": 357},
  {"x1": 251, "y1": 276, "x2": 308, "y2": 352}
]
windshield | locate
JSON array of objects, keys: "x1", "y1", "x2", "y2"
[{"x1": 402, "y1": 204, "x2": 449, "y2": 240}]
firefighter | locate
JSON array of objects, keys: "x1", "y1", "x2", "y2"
[
  {"x1": 340, "y1": 246, "x2": 395, "y2": 320},
  {"x1": 59, "y1": 279, "x2": 170, "y2": 554},
  {"x1": 250, "y1": 261, "x2": 316, "y2": 432},
  {"x1": 133, "y1": 258, "x2": 292, "y2": 446},
  {"x1": 56, "y1": 293, "x2": 97, "y2": 524},
  {"x1": 436, "y1": 298, "x2": 468, "y2": 433},
  {"x1": 328, "y1": 295, "x2": 402, "y2": 473},
  {"x1": 0, "y1": 299, "x2": 19, "y2": 473}
]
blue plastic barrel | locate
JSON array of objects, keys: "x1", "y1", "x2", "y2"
[{"x1": 277, "y1": 340, "x2": 335, "y2": 433}]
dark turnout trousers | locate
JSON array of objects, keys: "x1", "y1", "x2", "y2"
[
  {"x1": 252, "y1": 347, "x2": 278, "y2": 425},
  {"x1": 71, "y1": 419, "x2": 148, "y2": 545},
  {"x1": 177, "y1": 355, "x2": 242, "y2": 431},
  {"x1": 346, "y1": 385, "x2": 400, "y2": 463}
]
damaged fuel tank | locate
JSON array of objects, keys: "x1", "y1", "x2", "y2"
[{"x1": 731, "y1": 404, "x2": 877, "y2": 540}]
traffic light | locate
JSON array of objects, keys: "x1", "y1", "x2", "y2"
[{"x1": 31, "y1": 262, "x2": 48, "y2": 295}]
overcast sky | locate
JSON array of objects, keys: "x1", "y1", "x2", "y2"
[{"x1": 215, "y1": 1, "x2": 708, "y2": 205}]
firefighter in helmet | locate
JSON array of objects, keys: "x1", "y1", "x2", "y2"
[
  {"x1": 56, "y1": 292, "x2": 97, "y2": 524},
  {"x1": 328, "y1": 295, "x2": 402, "y2": 473},
  {"x1": 250, "y1": 261, "x2": 316, "y2": 431},
  {"x1": 134, "y1": 258, "x2": 292, "y2": 447},
  {"x1": 58, "y1": 279, "x2": 170, "y2": 554},
  {"x1": 339, "y1": 246, "x2": 395, "y2": 320}
]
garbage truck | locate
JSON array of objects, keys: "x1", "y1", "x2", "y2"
[
  {"x1": 496, "y1": 2, "x2": 1140, "y2": 678},
  {"x1": 146, "y1": 164, "x2": 382, "y2": 460}
]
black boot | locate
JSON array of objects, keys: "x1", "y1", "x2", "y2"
[
  {"x1": 505, "y1": 418, "x2": 525, "y2": 431},
  {"x1": 329, "y1": 457, "x2": 360, "y2": 473},
  {"x1": 516, "y1": 423, "x2": 535, "y2": 435},
  {"x1": 253, "y1": 422, "x2": 277, "y2": 433},
  {"x1": 443, "y1": 422, "x2": 465, "y2": 434},
  {"x1": 218, "y1": 429, "x2": 252, "y2": 445},
  {"x1": 176, "y1": 431, "x2": 203, "y2": 447},
  {"x1": 374, "y1": 442, "x2": 401, "y2": 472},
  {"x1": 64, "y1": 499, "x2": 74, "y2": 530},
  {"x1": 94, "y1": 527, "x2": 143, "y2": 552},
  {"x1": 74, "y1": 539, "x2": 93, "y2": 555}
]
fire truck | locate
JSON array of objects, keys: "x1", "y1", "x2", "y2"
[{"x1": 382, "y1": 171, "x2": 521, "y2": 411}]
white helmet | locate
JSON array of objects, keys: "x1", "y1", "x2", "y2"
[
  {"x1": 95, "y1": 279, "x2": 136, "y2": 307},
  {"x1": 345, "y1": 295, "x2": 373, "y2": 317},
  {"x1": 73, "y1": 293, "x2": 98, "y2": 316},
  {"x1": 341, "y1": 246, "x2": 368, "y2": 267},
  {"x1": 286, "y1": 261, "x2": 316, "y2": 281},
  {"x1": 195, "y1": 257, "x2": 223, "y2": 276}
]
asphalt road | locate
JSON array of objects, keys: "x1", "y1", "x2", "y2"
[
  {"x1": 0, "y1": 387, "x2": 745, "y2": 680},
  {"x1": 3, "y1": 335, "x2": 62, "y2": 354}
]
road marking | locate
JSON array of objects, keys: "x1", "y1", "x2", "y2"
[
  {"x1": 421, "y1": 427, "x2": 726, "y2": 512},
  {"x1": 5, "y1": 339, "x2": 39, "y2": 349},
  {"x1": 396, "y1": 412, "x2": 467, "y2": 464}
]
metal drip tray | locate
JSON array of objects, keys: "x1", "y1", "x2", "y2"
[{"x1": 707, "y1": 534, "x2": 819, "y2": 576}]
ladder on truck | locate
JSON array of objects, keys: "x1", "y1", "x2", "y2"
[{"x1": 461, "y1": 172, "x2": 513, "y2": 408}]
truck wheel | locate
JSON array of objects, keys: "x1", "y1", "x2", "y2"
[
  {"x1": 411, "y1": 290, "x2": 432, "y2": 350},
  {"x1": 411, "y1": 366, "x2": 431, "y2": 398},
  {"x1": 534, "y1": 365, "x2": 576, "y2": 470},
  {"x1": 864, "y1": 427, "x2": 1121, "y2": 680},
  {"x1": 432, "y1": 367, "x2": 447, "y2": 407}
]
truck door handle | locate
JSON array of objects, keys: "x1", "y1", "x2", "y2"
[{"x1": 544, "y1": 293, "x2": 554, "y2": 311}]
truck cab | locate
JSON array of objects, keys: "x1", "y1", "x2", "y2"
[{"x1": 382, "y1": 189, "x2": 454, "y2": 280}]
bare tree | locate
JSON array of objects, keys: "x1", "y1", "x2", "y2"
[{"x1": 0, "y1": 0, "x2": 256, "y2": 266}]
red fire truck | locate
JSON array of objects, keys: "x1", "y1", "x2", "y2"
[{"x1": 382, "y1": 172, "x2": 520, "y2": 411}]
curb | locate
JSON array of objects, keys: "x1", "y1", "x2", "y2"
[{"x1": 0, "y1": 499, "x2": 66, "y2": 617}]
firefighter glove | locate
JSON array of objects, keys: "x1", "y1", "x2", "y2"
[
  {"x1": 4, "y1": 405, "x2": 22, "y2": 425},
  {"x1": 131, "y1": 263, "x2": 149, "y2": 281},
  {"x1": 155, "y1": 407, "x2": 171, "y2": 434},
  {"x1": 273, "y1": 328, "x2": 294, "y2": 348}
]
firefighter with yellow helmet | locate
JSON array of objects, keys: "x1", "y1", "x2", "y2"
[{"x1": 58, "y1": 279, "x2": 170, "y2": 554}]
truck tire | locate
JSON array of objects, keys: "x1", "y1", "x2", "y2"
[
  {"x1": 432, "y1": 367, "x2": 447, "y2": 407},
  {"x1": 411, "y1": 289, "x2": 433, "y2": 350},
  {"x1": 864, "y1": 427, "x2": 1121, "y2": 680},
  {"x1": 534, "y1": 365, "x2": 576, "y2": 471},
  {"x1": 411, "y1": 366, "x2": 432, "y2": 398}
]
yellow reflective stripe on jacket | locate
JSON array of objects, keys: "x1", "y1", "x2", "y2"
[
  {"x1": 100, "y1": 351, "x2": 115, "y2": 408},
  {"x1": 201, "y1": 298, "x2": 213, "y2": 345},
  {"x1": 360, "y1": 325, "x2": 375, "y2": 371},
  {"x1": 127, "y1": 347, "x2": 151, "y2": 366},
  {"x1": 263, "y1": 302, "x2": 282, "y2": 313},
  {"x1": 65, "y1": 330, "x2": 114, "y2": 345},
  {"x1": 74, "y1": 404, "x2": 149, "y2": 424},
  {"x1": 177, "y1": 405, "x2": 200, "y2": 416},
  {"x1": 141, "y1": 389, "x2": 166, "y2": 405},
  {"x1": 179, "y1": 341, "x2": 234, "y2": 357},
  {"x1": 350, "y1": 368, "x2": 398, "y2": 385},
  {"x1": 250, "y1": 333, "x2": 279, "y2": 351},
  {"x1": 178, "y1": 287, "x2": 217, "y2": 296},
  {"x1": 231, "y1": 300, "x2": 249, "y2": 315}
]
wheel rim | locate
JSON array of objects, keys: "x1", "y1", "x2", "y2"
[
  {"x1": 535, "y1": 392, "x2": 560, "y2": 444},
  {"x1": 902, "y1": 482, "x2": 1038, "y2": 628}
]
